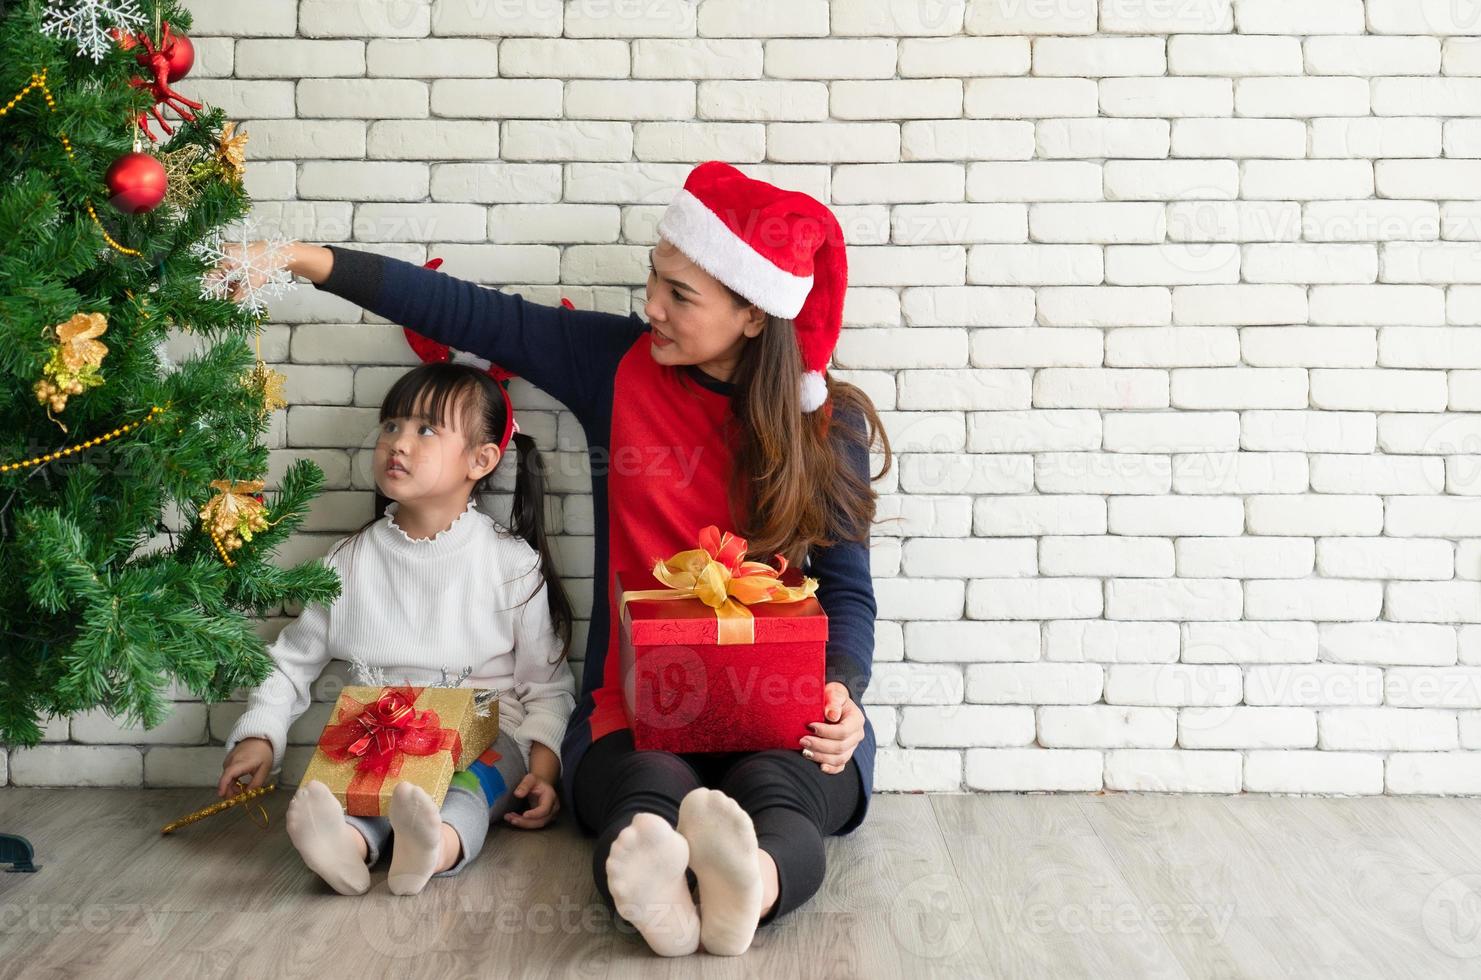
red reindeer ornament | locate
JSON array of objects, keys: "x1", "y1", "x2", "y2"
[
  {"x1": 401, "y1": 258, "x2": 577, "y2": 456},
  {"x1": 114, "y1": 22, "x2": 203, "y2": 142}
]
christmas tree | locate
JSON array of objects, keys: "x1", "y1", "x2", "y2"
[{"x1": 0, "y1": 0, "x2": 339, "y2": 748}]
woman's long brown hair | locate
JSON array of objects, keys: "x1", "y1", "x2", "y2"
[{"x1": 715, "y1": 287, "x2": 893, "y2": 567}]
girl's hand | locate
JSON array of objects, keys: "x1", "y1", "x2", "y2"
[
  {"x1": 504, "y1": 773, "x2": 560, "y2": 829},
  {"x1": 218, "y1": 737, "x2": 274, "y2": 798},
  {"x1": 801, "y1": 682, "x2": 864, "y2": 775}
]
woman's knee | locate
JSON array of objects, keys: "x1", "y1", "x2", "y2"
[
  {"x1": 718, "y1": 749, "x2": 809, "y2": 796},
  {"x1": 717, "y1": 750, "x2": 842, "y2": 835},
  {"x1": 574, "y1": 737, "x2": 700, "y2": 826},
  {"x1": 579, "y1": 746, "x2": 703, "y2": 841},
  {"x1": 609, "y1": 747, "x2": 703, "y2": 796}
]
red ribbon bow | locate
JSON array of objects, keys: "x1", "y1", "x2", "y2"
[{"x1": 320, "y1": 686, "x2": 462, "y2": 779}]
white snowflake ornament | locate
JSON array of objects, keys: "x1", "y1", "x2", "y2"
[
  {"x1": 40, "y1": 0, "x2": 147, "y2": 63},
  {"x1": 194, "y1": 222, "x2": 297, "y2": 316}
]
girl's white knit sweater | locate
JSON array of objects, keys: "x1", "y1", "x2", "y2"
[{"x1": 225, "y1": 497, "x2": 577, "y2": 773}]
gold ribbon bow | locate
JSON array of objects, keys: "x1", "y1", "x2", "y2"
[{"x1": 620, "y1": 525, "x2": 819, "y2": 644}]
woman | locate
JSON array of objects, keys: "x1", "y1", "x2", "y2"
[{"x1": 217, "y1": 160, "x2": 891, "y2": 955}]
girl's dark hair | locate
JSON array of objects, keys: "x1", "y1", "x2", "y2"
[
  {"x1": 329, "y1": 361, "x2": 573, "y2": 662},
  {"x1": 709, "y1": 285, "x2": 894, "y2": 569}
]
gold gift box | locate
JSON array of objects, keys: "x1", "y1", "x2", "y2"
[{"x1": 301, "y1": 685, "x2": 500, "y2": 817}]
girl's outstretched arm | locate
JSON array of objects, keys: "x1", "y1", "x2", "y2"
[
  {"x1": 300, "y1": 243, "x2": 647, "y2": 424},
  {"x1": 804, "y1": 404, "x2": 879, "y2": 706}
]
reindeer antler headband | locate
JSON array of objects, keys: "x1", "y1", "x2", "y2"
[{"x1": 400, "y1": 258, "x2": 575, "y2": 456}]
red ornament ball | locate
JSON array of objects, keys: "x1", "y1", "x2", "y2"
[
  {"x1": 105, "y1": 152, "x2": 168, "y2": 214},
  {"x1": 114, "y1": 23, "x2": 194, "y2": 80},
  {"x1": 160, "y1": 31, "x2": 194, "y2": 81}
]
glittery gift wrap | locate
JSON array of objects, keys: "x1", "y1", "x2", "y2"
[
  {"x1": 616, "y1": 569, "x2": 828, "y2": 753},
  {"x1": 301, "y1": 685, "x2": 500, "y2": 816}
]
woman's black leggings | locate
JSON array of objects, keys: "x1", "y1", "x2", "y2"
[{"x1": 571, "y1": 727, "x2": 863, "y2": 925}]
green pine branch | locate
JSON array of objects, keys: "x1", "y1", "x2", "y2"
[{"x1": 0, "y1": 0, "x2": 341, "y2": 748}]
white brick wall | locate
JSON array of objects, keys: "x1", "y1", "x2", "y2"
[{"x1": 18, "y1": 0, "x2": 1481, "y2": 797}]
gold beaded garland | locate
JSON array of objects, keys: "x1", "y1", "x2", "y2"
[
  {"x1": 0, "y1": 405, "x2": 165, "y2": 474},
  {"x1": 0, "y1": 70, "x2": 142, "y2": 257}
]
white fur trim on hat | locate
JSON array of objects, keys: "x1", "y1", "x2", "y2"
[
  {"x1": 658, "y1": 188, "x2": 814, "y2": 318},
  {"x1": 800, "y1": 370, "x2": 828, "y2": 413}
]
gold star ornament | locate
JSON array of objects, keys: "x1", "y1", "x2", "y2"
[{"x1": 245, "y1": 359, "x2": 287, "y2": 415}]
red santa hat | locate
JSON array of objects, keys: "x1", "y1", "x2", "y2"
[{"x1": 656, "y1": 160, "x2": 847, "y2": 413}]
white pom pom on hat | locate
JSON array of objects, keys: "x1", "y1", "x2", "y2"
[
  {"x1": 657, "y1": 160, "x2": 847, "y2": 413},
  {"x1": 799, "y1": 370, "x2": 828, "y2": 414}
]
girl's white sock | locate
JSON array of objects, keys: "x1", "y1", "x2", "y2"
[
  {"x1": 677, "y1": 787, "x2": 765, "y2": 956},
  {"x1": 286, "y1": 780, "x2": 370, "y2": 896},
  {"x1": 387, "y1": 781, "x2": 447, "y2": 896},
  {"x1": 605, "y1": 813, "x2": 701, "y2": 956}
]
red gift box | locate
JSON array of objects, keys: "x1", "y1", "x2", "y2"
[{"x1": 616, "y1": 528, "x2": 829, "y2": 753}]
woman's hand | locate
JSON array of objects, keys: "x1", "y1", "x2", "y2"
[
  {"x1": 800, "y1": 681, "x2": 864, "y2": 775},
  {"x1": 218, "y1": 736, "x2": 274, "y2": 798},
  {"x1": 504, "y1": 773, "x2": 561, "y2": 829},
  {"x1": 205, "y1": 241, "x2": 335, "y2": 298},
  {"x1": 205, "y1": 240, "x2": 290, "y2": 303}
]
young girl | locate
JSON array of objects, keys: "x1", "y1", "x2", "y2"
[
  {"x1": 214, "y1": 160, "x2": 889, "y2": 955},
  {"x1": 217, "y1": 361, "x2": 578, "y2": 898}
]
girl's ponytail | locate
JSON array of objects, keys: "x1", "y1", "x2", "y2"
[{"x1": 506, "y1": 429, "x2": 574, "y2": 661}]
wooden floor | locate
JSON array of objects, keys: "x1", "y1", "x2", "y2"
[{"x1": 1, "y1": 788, "x2": 1479, "y2": 978}]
